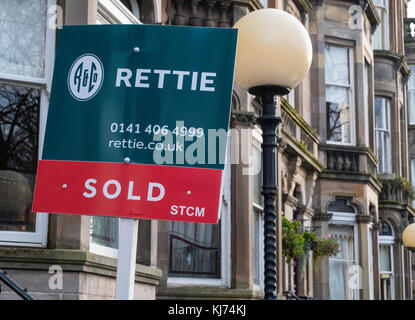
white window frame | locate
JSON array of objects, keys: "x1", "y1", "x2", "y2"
[
  {"x1": 375, "y1": 96, "x2": 392, "y2": 173},
  {"x1": 372, "y1": 0, "x2": 389, "y2": 50},
  {"x1": 408, "y1": 65, "x2": 415, "y2": 125},
  {"x1": 0, "y1": 0, "x2": 57, "y2": 247},
  {"x1": 167, "y1": 137, "x2": 232, "y2": 287},
  {"x1": 287, "y1": 89, "x2": 295, "y2": 109},
  {"x1": 97, "y1": 0, "x2": 141, "y2": 24},
  {"x1": 89, "y1": 216, "x2": 120, "y2": 259},
  {"x1": 379, "y1": 222, "x2": 395, "y2": 300},
  {"x1": 363, "y1": 61, "x2": 371, "y2": 146},
  {"x1": 328, "y1": 210, "x2": 360, "y2": 300},
  {"x1": 325, "y1": 44, "x2": 356, "y2": 146},
  {"x1": 252, "y1": 129, "x2": 264, "y2": 291},
  {"x1": 98, "y1": 0, "x2": 162, "y2": 25}
]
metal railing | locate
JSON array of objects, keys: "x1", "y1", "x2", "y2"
[
  {"x1": 280, "y1": 98, "x2": 320, "y2": 158},
  {"x1": 0, "y1": 269, "x2": 34, "y2": 300}
]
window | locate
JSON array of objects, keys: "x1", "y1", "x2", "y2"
[
  {"x1": 0, "y1": 0, "x2": 55, "y2": 247},
  {"x1": 410, "y1": 1, "x2": 415, "y2": 18},
  {"x1": 252, "y1": 131, "x2": 264, "y2": 289},
  {"x1": 375, "y1": 97, "x2": 392, "y2": 173},
  {"x1": 90, "y1": 216, "x2": 119, "y2": 258},
  {"x1": 168, "y1": 221, "x2": 221, "y2": 279},
  {"x1": 325, "y1": 44, "x2": 355, "y2": 145},
  {"x1": 363, "y1": 62, "x2": 371, "y2": 146},
  {"x1": 328, "y1": 224, "x2": 357, "y2": 300},
  {"x1": 379, "y1": 220, "x2": 395, "y2": 300},
  {"x1": 90, "y1": 216, "x2": 154, "y2": 264},
  {"x1": 327, "y1": 198, "x2": 359, "y2": 300},
  {"x1": 372, "y1": 0, "x2": 389, "y2": 50},
  {"x1": 408, "y1": 65, "x2": 415, "y2": 125}
]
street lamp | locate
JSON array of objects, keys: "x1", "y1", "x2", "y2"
[
  {"x1": 402, "y1": 223, "x2": 415, "y2": 252},
  {"x1": 233, "y1": 9, "x2": 312, "y2": 300}
]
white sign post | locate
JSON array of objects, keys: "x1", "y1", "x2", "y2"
[{"x1": 115, "y1": 218, "x2": 139, "y2": 300}]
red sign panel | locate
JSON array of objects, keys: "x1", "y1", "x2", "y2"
[{"x1": 33, "y1": 160, "x2": 222, "y2": 224}]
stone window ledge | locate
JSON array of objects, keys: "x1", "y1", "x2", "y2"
[
  {"x1": 157, "y1": 286, "x2": 264, "y2": 300},
  {"x1": 0, "y1": 248, "x2": 162, "y2": 286}
]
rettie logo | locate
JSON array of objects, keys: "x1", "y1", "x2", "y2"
[{"x1": 68, "y1": 54, "x2": 104, "y2": 101}]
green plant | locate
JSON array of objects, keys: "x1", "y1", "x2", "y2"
[
  {"x1": 297, "y1": 230, "x2": 317, "y2": 279},
  {"x1": 281, "y1": 216, "x2": 304, "y2": 264},
  {"x1": 297, "y1": 140, "x2": 307, "y2": 152},
  {"x1": 302, "y1": 231, "x2": 317, "y2": 258},
  {"x1": 394, "y1": 176, "x2": 415, "y2": 202},
  {"x1": 281, "y1": 215, "x2": 340, "y2": 275}
]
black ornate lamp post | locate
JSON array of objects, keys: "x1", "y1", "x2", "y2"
[{"x1": 233, "y1": 9, "x2": 312, "y2": 300}]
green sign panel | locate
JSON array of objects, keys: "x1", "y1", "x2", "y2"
[{"x1": 43, "y1": 24, "x2": 237, "y2": 169}]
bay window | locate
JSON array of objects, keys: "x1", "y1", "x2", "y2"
[
  {"x1": 375, "y1": 97, "x2": 392, "y2": 173},
  {"x1": 325, "y1": 44, "x2": 355, "y2": 145},
  {"x1": 0, "y1": 0, "x2": 55, "y2": 246}
]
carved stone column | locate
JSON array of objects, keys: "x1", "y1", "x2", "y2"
[
  {"x1": 173, "y1": 0, "x2": 186, "y2": 25},
  {"x1": 305, "y1": 172, "x2": 318, "y2": 210},
  {"x1": 218, "y1": 2, "x2": 231, "y2": 27},
  {"x1": 312, "y1": 210, "x2": 332, "y2": 299},
  {"x1": 188, "y1": 0, "x2": 202, "y2": 26},
  {"x1": 287, "y1": 156, "x2": 302, "y2": 198},
  {"x1": 203, "y1": 0, "x2": 216, "y2": 27}
]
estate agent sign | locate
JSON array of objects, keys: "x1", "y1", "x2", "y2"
[{"x1": 32, "y1": 25, "x2": 237, "y2": 224}]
